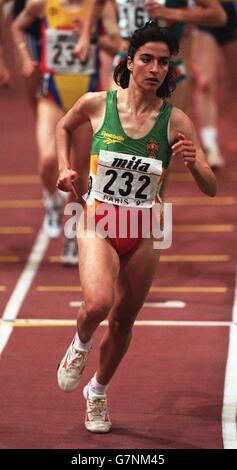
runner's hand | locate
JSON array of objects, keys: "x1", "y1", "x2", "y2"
[
  {"x1": 144, "y1": 1, "x2": 180, "y2": 21},
  {"x1": 57, "y1": 169, "x2": 79, "y2": 200},
  {"x1": 21, "y1": 59, "x2": 38, "y2": 78},
  {"x1": 144, "y1": 1, "x2": 167, "y2": 17},
  {"x1": 172, "y1": 132, "x2": 196, "y2": 168},
  {"x1": 73, "y1": 35, "x2": 90, "y2": 62}
]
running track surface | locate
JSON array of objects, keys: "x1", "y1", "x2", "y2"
[{"x1": 0, "y1": 34, "x2": 237, "y2": 450}]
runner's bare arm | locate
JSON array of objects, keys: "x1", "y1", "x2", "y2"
[
  {"x1": 98, "y1": 0, "x2": 120, "y2": 56},
  {"x1": 11, "y1": 0, "x2": 43, "y2": 76},
  {"x1": 144, "y1": 0, "x2": 227, "y2": 27},
  {"x1": 56, "y1": 92, "x2": 106, "y2": 173},
  {"x1": 0, "y1": 0, "x2": 11, "y2": 86},
  {"x1": 169, "y1": 108, "x2": 217, "y2": 197},
  {"x1": 74, "y1": 0, "x2": 106, "y2": 62},
  {"x1": 56, "y1": 92, "x2": 106, "y2": 194},
  {"x1": 73, "y1": 0, "x2": 119, "y2": 59}
]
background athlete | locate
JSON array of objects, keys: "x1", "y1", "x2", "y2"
[{"x1": 11, "y1": 0, "x2": 120, "y2": 263}]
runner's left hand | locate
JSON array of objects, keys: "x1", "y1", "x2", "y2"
[{"x1": 172, "y1": 132, "x2": 196, "y2": 168}]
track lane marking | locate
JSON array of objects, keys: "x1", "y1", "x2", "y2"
[
  {"x1": 0, "y1": 226, "x2": 234, "y2": 235},
  {"x1": 70, "y1": 300, "x2": 186, "y2": 309},
  {"x1": 0, "y1": 256, "x2": 20, "y2": 262},
  {"x1": 160, "y1": 255, "x2": 229, "y2": 262},
  {"x1": 36, "y1": 285, "x2": 228, "y2": 293},
  {"x1": 0, "y1": 319, "x2": 233, "y2": 327},
  {"x1": 0, "y1": 254, "x2": 230, "y2": 264},
  {"x1": 222, "y1": 267, "x2": 237, "y2": 449},
  {"x1": 48, "y1": 254, "x2": 230, "y2": 263},
  {"x1": 173, "y1": 225, "x2": 234, "y2": 233},
  {"x1": 0, "y1": 227, "x2": 49, "y2": 355},
  {"x1": 0, "y1": 200, "x2": 42, "y2": 208},
  {"x1": 0, "y1": 175, "x2": 40, "y2": 184},
  {"x1": 0, "y1": 227, "x2": 33, "y2": 234},
  {"x1": 169, "y1": 197, "x2": 236, "y2": 205}
]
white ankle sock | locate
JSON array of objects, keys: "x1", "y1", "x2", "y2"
[
  {"x1": 200, "y1": 126, "x2": 218, "y2": 151},
  {"x1": 43, "y1": 189, "x2": 64, "y2": 207},
  {"x1": 74, "y1": 332, "x2": 92, "y2": 351},
  {"x1": 89, "y1": 374, "x2": 107, "y2": 396}
]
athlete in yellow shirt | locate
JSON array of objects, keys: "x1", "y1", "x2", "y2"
[{"x1": 11, "y1": 0, "x2": 119, "y2": 261}]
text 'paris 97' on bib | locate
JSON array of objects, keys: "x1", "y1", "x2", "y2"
[
  {"x1": 89, "y1": 150, "x2": 163, "y2": 208},
  {"x1": 45, "y1": 29, "x2": 96, "y2": 74}
]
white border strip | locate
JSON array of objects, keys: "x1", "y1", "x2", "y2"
[
  {"x1": 69, "y1": 300, "x2": 186, "y2": 309},
  {"x1": 0, "y1": 227, "x2": 49, "y2": 355},
  {"x1": 222, "y1": 267, "x2": 237, "y2": 449}
]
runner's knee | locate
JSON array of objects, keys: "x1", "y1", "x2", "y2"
[
  {"x1": 39, "y1": 155, "x2": 57, "y2": 176},
  {"x1": 195, "y1": 74, "x2": 214, "y2": 93},
  {"x1": 85, "y1": 293, "x2": 114, "y2": 323},
  {"x1": 109, "y1": 316, "x2": 134, "y2": 336}
]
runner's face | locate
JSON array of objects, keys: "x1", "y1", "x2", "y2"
[{"x1": 127, "y1": 42, "x2": 170, "y2": 92}]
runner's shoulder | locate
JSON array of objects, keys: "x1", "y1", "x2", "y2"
[
  {"x1": 170, "y1": 106, "x2": 192, "y2": 129},
  {"x1": 80, "y1": 91, "x2": 107, "y2": 111},
  {"x1": 169, "y1": 106, "x2": 195, "y2": 142}
]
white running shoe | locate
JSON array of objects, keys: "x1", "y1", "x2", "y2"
[
  {"x1": 43, "y1": 206, "x2": 62, "y2": 238},
  {"x1": 57, "y1": 337, "x2": 92, "y2": 392},
  {"x1": 43, "y1": 191, "x2": 64, "y2": 239},
  {"x1": 206, "y1": 147, "x2": 225, "y2": 170},
  {"x1": 60, "y1": 238, "x2": 78, "y2": 266},
  {"x1": 83, "y1": 383, "x2": 112, "y2": 433}
]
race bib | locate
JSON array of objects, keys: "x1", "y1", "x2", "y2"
[
  {"x1": 117, "y1": 1, "x2": 170, "y2": 38},
  {"x1": 117, "y1": 1, "x2": 149, "y2": 38},
  {"x1": 45, "y1": 29, "x2": 96, "y2": 74},
  {"x1": 89, "y1": 150, "x2": 163, "y2": 208}
]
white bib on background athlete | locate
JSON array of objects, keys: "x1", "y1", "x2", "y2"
[{"x1": 46, "y1": 29, "x2": 96, "y2": 74}]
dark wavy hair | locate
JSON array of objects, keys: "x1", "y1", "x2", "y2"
[{"x1": 113, "y1": 21, "x2": 179, "y2": 98}]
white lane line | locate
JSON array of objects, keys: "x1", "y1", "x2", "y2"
[
  {"x1": 222, "y1": 267, "x2": 237, "y2": 449},
  {"x1": 0, "y1": 319, "x2": 232, "y2": 327},
  {"x1": 69, "y1": 300, "x2": 186, "y2": 309},
  {"x1": 0, "y1": 227, "x2": 49, "y2": 356}
]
